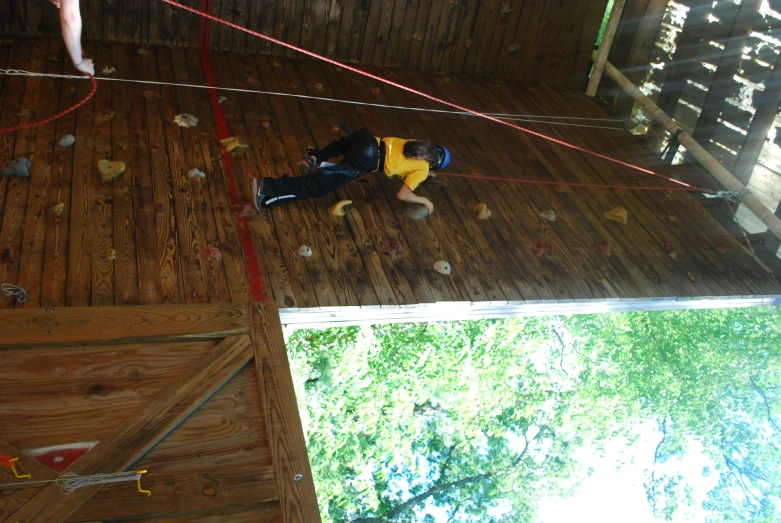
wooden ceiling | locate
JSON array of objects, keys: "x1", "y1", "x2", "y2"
[{"x1": 0, "y1": 0, "x2": 608, "y2": 87}]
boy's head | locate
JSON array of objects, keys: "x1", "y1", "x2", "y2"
[{"x1": 403, "y1": 141, "x2": 451, "y2": 170}]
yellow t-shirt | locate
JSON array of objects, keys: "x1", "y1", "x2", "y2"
[{"x1": 378, "y1": 137, "x2": 430, "y2": 191}]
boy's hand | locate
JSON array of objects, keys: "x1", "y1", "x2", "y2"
[
  {"x1": 75, "y1": 58, "x2": 95, "y2": 75},
  {"x1": 49, "y1": 0, "x2": 61, "y2": 8}
]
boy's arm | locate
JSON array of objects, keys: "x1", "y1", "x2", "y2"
[
  {"x1": 59, "y1": 0, "x2": 95, "y2": 75},
  {"x1": 396, "y1": 184, "x2": 434, "y2": 215}
]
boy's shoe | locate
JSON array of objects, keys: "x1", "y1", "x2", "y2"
[{"x1": 251, "y1": 178, "x2": 265, "y2": 212}]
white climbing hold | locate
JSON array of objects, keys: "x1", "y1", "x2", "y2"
[
  {"x1": 174, "y1": 113, "x2": 199, "y2": 128},
  {"x1": 433, "y1": 260, "x2": 451, "y2": 275},
  {"x1": 218, "y1": 96, "x2": 227, "y2": 104},
  {"x1": 298, "y1": 245, "x2": 312, "y2": 257},
  {"x1": 188, "y1": 168, "x2": 206, "y2": 179},
  {"x1": 59, "y1": 134, "x2": 75, "y2": 147},
  {"x1": 1, "y1": 157, "x2": 31, "y2": 177}
]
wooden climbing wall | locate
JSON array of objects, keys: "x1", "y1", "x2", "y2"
[
  {"x1": 0, "y1": 0, "x2": 608, "y2": 87},
  {"x1": 0, "y1": 38, "x2": 779, "y2": 312},
  {"x1": 0, "y1": 302, "x2": 319, "y2": 523}
]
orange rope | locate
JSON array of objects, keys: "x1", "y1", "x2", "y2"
[{"x1": 0, "y1": 74, "x2": 97, "y2": 134}]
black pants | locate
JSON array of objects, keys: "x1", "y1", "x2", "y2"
[{"x1": 262, "y1": 128, "x2": 380, "y2": 206}]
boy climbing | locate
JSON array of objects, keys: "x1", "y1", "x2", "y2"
[
  {"x1": 49, "y1": 0, "x2": 95, "y2": 75},
  {"x1": 251, "y1": 127, "x2": 450, "y2": 215}
]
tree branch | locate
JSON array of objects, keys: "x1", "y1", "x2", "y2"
[{"x1": 749, "y1": 377, "x2": 781, "y2": 434}]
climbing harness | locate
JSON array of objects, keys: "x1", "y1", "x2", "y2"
[{"x1": 1, "y1": 283, "x2": 27, "y2": 303}]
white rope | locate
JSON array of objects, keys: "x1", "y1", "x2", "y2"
[
  {"x1": 0, "y1": 69, "x2": 627, "y2": 131},
  {"x1": 0, "y1": 471, "x2": 143, "y2": 493}
]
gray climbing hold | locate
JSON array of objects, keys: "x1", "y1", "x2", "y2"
[
  {"x1": 405, "y1": 203, "x2": 430, "y2": 220},
  {"x1": 1, "y1": 157, "x2": 31, "y2": 177},
  {"x1": 59, "y1": 134, "x2": 75, "y2": 147}
]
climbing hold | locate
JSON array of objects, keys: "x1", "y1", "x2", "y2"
[
  {"x1": 219, "y1": 136, "x2": 250, "y2": 153},
  {"x1": 330, "y1": 200, "x2": 352, "y2": 216},
  {"x1": 382, "y1": 240, "x2": 403, "y2": 261},
  {"x1": 108, "y1": 249, "x2": 116, "y2": 261},
  {"x1": 147, "y1": 140, "x2": 159, "y2": 150},
  {"x1": 603, "y1": 206, "x2": 627, "y2": 224},
  {"x1": 102, "y1": 66, "x2": 116, "y2": 75},
  {"x1": 406, "y1": 203, "x2": 430, "y2": 220},
  {"x1": 473, "y1": 203, "x2": 491, "y2": 220},
  {"x1": 154, "y1": 203, "x2": 166, "y2": 213},
  {"x1": 245, "y1": 75, "x2": 255, "y2": 84},
  {"x1": 1, "y1": 248, "x2": 17, "y2": 264},
  {"x1": 508, "y1": 43, "x2": 522, "y2": 55},
  {"x1": 534, "y1": 240, "x2": 554, "y2": 258},
  {"x1": 298, "y1": 245, "x2": 312, "y2": 257},
  {"x1": 188, "y1": 168, "x2": 206, "y2": 179},
  {"x1": 554, "y1": 184, "x2": 567, "y2": 193},
  {"x1": 174, "y1": 113, "x2": 199, "y2": 128},
  {"x1": 715, "y1": 243, "x2": 728, "y2": 255},
  {"x1": 205, "y1": 246, "x2": 223, "y2": 262},
  {"x1": 59, "y1": 134, "x2": 76, "y2": 147},
  {"x1": 53, "y1": 202, "x2": 65, "y2": 215},
  {"x1": 314, "y1": 83, "x2": 323, "y2": 91},
  {"x1": 218, "y1": 96, "x2": 227, "y2": 104},
  {"x1": 17, "y1": 108, "x2": 31, "y2": 118},
  {"x1": 663, "y1": 241, "x2": 674, "y2": 253},
  {"x1": 97, "y1": 160, "x2": 126, "y2": 182},
  {"x1": 136, "y1": 48, "x2": 148, "y2": 55},
  {"x1": 100, "y1": 111, "x2": 115, "y2": 123},
  {"x1": 142, "y1": 90, "x2": 154, "y2": 99},
  {"x1": 433, "y1": 260, "x2": 452, "y2": 275},
  {"x1": 687, "y1": 272, "x2": 696, "y2": 282},
  {"x1": 65, "y1": 84, "x2": 77, "y2": 96},
  {"x1": 1, "y1": 157, "x2": 31, "y2": 177},
  {"x1": 262, "y1": 121, "x2": 270, "y2": 128},
  {"x1": 592, "y1": 241, "x2": 611, "y2": 256},
  {"x1": 238, "y1": 202, "x2": 256, "y2": 217},
  {"x1": 611, "y1": 187, "x2": 623, "y2": 195},
  {"x1": 540, "y1": 210, "x2": 556, "y2": 222}
]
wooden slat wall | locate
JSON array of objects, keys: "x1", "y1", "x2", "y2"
[
  {"x1": 0, "y1": 0, "x2": 607, "y2": 87},
  {"x1": 0, "y1": 39, "x2": 778, "y2": 313}
]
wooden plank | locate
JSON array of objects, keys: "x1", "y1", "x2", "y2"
[
  {"x1": 733, "y1": 51, "x2": 781, "y2": 185},
  {"x1": 322, "y1": 0, "x2": 344, "y2": 58},
  {"x1": 406, "y1": 0, "x2": 434, "y2": 70},
  {"x1": 381, "y1": 0, "x2": 408, "y2": 67},
  {"x1": 111, "y1": 43, "x2": 140, "y2": 305},
  {"x1": 249, "y1": 302, "x2": 322, "y2": 523},
  {"x1": 185, "y1": 48, "x2": 250, "y2": 303},
  {"x1": 0, "y1": 340, "x2": 218, "y2": 448},
  {"x1": 370, "y1": 0, "x2": 396, "y2": 67},
  {"x1": 0, "y1": 438, "x2": 58, "y2": 483},
  {"x1": 90, "y1": 42, "x2": 116, "y2": 306},
  {"x1": 84, "y1": 502, "x2": 281, "y2": 522},
  {"x1": 65, "y1": 42, "x2": 99, "y2": 307},
  {"x1": 15, "y1": 39, "x2": 64, "y2": 308},
  {"x1": 0, "y1": 303, "x2": 249, "y2": 347},
  {"x1": 348, "y1": 0, "x2": 373, "y2": 64},
  {"x1": 693, "y1": 0, "x2": 763, "y2": 146},
  {"x1": 0, "y1": 39, "x2": 47, "y2": 307},
  {"x1": 157, "y1": 46, "x2": 210, "y2": 304},
  {"x1": 142, "y1": 47, "x2": 184, "y2": 305},
  {"x1": 6, "y1": 334, "x2": 254, "y2": 523}
]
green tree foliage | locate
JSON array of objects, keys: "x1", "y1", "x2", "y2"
[{"x1": 286, "y1": 306, "x2": 781, "y2": 522}]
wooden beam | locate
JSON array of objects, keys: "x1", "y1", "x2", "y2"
[
  {"x1": 0, "y1": 303, "x2": 249, "y2": 348},
  {"x1": 692, "y1": 0, "x2": 763, "y2": 145},
  {"x1": 602, "y1": 57, "x2": 781, "y2": 243},
  {"x1": 6, "y1": 335, "x2": 254, "y2": 523},
  {"x1": 734, "y1": 51, "x2": 781, "y2": 185},
  {"x1": 249, "y1": 302, "x2": 321, "y2": 523},
  {"x1": 0, "y1": 438, "x2": 57, "y2": 488},
  {"x1": 586, "y1": 0, "x2": 627, "y2": 97},
  {"x1": 656, "y1": 0, "x2": 714, "y2": 118}
]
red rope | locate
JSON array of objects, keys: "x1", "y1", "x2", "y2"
[
  {"x1": 438, "y1": 172, "x2": 704, "y2": 192},
  {"x1": 161, "y1": 0, "x2": 708, "y2": 193},
  {"x1": 0, "y1": 74, "x2": 97, "y2": 134}
]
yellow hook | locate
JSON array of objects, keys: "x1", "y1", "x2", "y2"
[{"x1": 136, "y1": 470, "x2": 151, "y2": 496}]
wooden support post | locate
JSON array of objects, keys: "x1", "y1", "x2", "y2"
[
  {"x1": 692, "y1": 0, "x2": 763, "y2": 146},
  {"x1": 6, "y1": 335, "x2": 254, "y2": 523},
  {"x1": 586, "y1": 0, "x2": 627, "y2": 97},
  {"x1": 602, "y1": 58, "x2": 781, "y2": 243},
  {"x1": 734, "y1": 52, "x2": 781, "y2": 185},
  {"x1": 249, "y1": 302, "x2": 321, "y2": 523}
]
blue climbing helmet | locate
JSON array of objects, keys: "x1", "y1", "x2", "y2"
[{"x1": 434, "y1": 145, "x2": 451, "y2": 170}]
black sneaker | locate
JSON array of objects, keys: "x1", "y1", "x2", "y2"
[{"x1": 252, "y1": 178, "x2": 265, "y2": 212}]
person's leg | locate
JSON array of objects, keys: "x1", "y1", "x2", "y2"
[{"x1": 254, "y1": 169, "x2": 357, "y2": 208}]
